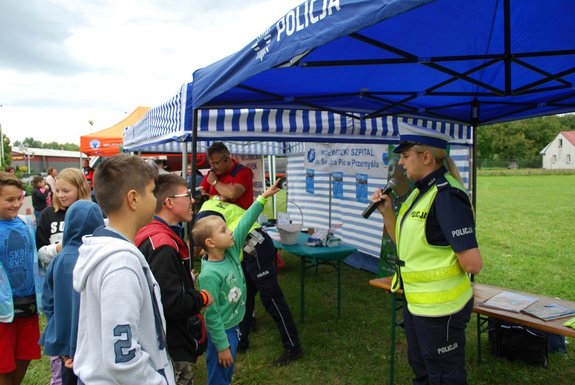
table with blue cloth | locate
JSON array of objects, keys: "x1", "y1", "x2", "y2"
[{"x1": 269, "y1": 230, "x2": 357, "y2": 322}]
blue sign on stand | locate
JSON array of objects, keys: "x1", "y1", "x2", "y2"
[
  {"x1": 332, "y1": 172, "x2": 343, "y2": 199},
  {"x1": 306, "y1": 168, "x2": 315, "y2": 194},
  {"x1": 355, "y1": 173, "x2": 368, "y2": 203}
]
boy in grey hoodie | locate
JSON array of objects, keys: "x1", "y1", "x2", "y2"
[{"x1": 73, "y1": 154, "x2": 176, "y2": 385}]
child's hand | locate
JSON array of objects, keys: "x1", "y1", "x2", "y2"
[
  {"x1": 192, "y1": 246, "x2": 205, "y2": 260},
  {"x1": 61, "y1": 356, "x2": 74, "y2": 369},
  {"x1": 218, "y1": 348, "x2": 234, "y2": 368},
  {"x1": 261, "y1": 178, "x2": 283, "y2": 199},
  {"x1": 191, "y1": 268, "x2": 199, "y2": 282}
]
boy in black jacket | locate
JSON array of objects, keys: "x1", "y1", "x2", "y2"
[{"x1": 135, "y1": 173, "x2": 213, "y2": 385}]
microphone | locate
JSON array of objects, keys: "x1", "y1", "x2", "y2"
[{"x1": 361, "y1": 178, "x2": 398, "y2": 219}]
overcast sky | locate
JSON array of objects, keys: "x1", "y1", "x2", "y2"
[{"x1": 0, "y1": 0, "x2": 303, "y2": 145}]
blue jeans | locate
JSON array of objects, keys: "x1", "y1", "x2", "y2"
[
  {"x1": 34, "y1": 210, "x2": 43, "y2": 225},
  {"x1": 205, "y1": 326, "x2": 239, "y2": 385}
]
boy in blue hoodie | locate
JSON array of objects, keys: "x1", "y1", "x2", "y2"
[
  {"x1": 0, "y1": 171, "x2": 42, "y2": 385},
  {"x1": 40, "y1": 200, "x2": 105, "y2": 385},
  {"x1": 72, "y1": 154, "x2": 176, "y2": 385}
]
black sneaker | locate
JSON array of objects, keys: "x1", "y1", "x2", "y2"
[
  {"x1": 237, "y1": 340, "x2": 250, "y2": 353},
  {"x1": 274, "y1": 345, "x2": 303, "y2": 366}
]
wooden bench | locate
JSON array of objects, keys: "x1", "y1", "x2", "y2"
[{"x1": 369, "y1": 276, "x2": 575, "y2": 384}]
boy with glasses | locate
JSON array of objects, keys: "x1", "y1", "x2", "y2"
[{"x1": 136, "y1": 174, "x2": 214, "y2": 385}]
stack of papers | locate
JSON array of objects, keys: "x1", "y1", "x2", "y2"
[
  {"x1": 522, "y1": 302, "x2": 575, "y2": 321},
  {"x1": 479, "y1": 291, "x2": 538, "y2": 313}
]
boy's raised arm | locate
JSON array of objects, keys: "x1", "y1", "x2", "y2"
[
  {"x1": 261, "y1": 178, "x2": 283, "y2": 199},
  {"x1": 232, "y1": 177, "x2": 284, "y2": 249}
]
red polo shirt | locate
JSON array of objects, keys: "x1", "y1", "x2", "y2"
[{"x1": 200, "y1": 160, "x2": 254, "y2": 209}]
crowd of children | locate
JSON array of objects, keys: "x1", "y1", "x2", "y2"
[{"x1": 1, "y1": 154, "x2": 290, "y2": 385}]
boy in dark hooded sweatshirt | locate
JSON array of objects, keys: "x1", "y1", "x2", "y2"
[{"x1": 40, "y1": 200, "x2": 105, "y2": 385}]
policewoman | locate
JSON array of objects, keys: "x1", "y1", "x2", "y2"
[{"x1": 372, "y1": 124, "x2": 483, "y2": 385}]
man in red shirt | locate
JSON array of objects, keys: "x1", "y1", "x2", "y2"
[{"x1": 200, "y1": 143, "x2": 253, "y2": 209}]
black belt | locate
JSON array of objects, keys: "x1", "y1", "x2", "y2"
[{"x1": 13, "y1": 295, "x2": 37, "y2": 318}]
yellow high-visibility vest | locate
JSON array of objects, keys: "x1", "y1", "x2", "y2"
[{"x1": 392, "y1": 173, "x2": 472, "y2": 316}]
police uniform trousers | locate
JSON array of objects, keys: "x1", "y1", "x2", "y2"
[
  {"x1": 403, "y1": 297, "x2": 473, "y2": 385},
  {"x1": 239, "y1": 229, "x2": 300, "y2": 350}
]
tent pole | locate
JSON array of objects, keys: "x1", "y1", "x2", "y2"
[
  {"x1": 182, "y1": 142, "x2": 188, "y2": 186},
  {"x1": 191, "y1": 109, "x2": 199, "y2": 193},
  {"x1": 470, "y1": 101, "x2": 479, "y2": 283},
  {"x1": 263, "y1": 155, "x2": 270, "y2": 220},
  {"x1": 187, "y1": 109, "x2": 199, "y2": 248},
  {"x1": 471, "y1": 100, "x2": 479, "y2": 211},
  {"x1": 268, "y1": 155, "x2": 277, "y2": 218},
  {"x1": 328, "y1": 173, "x2": 332, "y2": 229},
  {"x1": 472, "y1": 124, "x2": 477, "y2": 211},
  {"x1": 181, "y1": 142, "x2": 189, "y2": 244}
]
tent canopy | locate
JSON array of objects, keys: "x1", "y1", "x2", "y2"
[
  {"x1": 123, "y1": 82, "x2": 471, "y2": 152},
  {"x1": 80, "y1": 107, "x2": 150, "y2": 156},
  {"x1": 192, "y1": 0, "x2": 575, "y2": 126}
]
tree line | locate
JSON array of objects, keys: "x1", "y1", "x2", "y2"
[
  {"x1": 1, "y1": 136, "x2": 80, "y2": 170},
  {"x1": 13, "y1": 137, "x2": 80, "y2": 152}
]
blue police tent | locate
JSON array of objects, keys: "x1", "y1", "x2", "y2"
[
  {"x1": 185, "y1": 0, "x2": 575, "y2": 271},
  {"x1": 191, "y1": 0, "x2": 575, "y2": 204},
  {"x1": 193, "y1": 0, "x2": 575, "y2": 124},
  {"x1": 127, "y1": 0, "x2": 575, "y2": 270}
]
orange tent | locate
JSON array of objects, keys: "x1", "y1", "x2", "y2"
[{"x1": 80, "y1": 107, "x2": 150, "y2": 156}]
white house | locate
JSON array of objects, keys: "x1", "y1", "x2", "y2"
[{"x1": 540, "y1": 131, "x2": 575, "y2": 169}]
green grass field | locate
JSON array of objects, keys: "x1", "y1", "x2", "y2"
[{"x1": 23, "y1": 174, "x2": 575, "y2": 384}]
